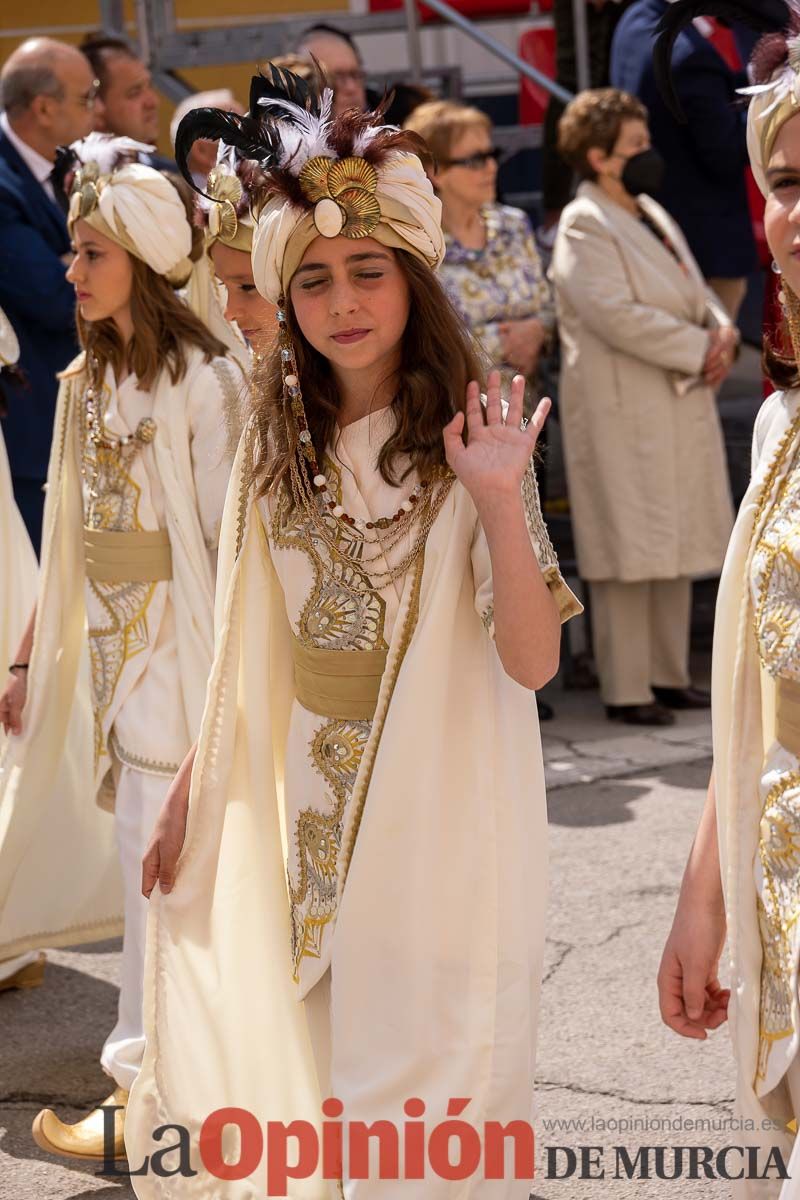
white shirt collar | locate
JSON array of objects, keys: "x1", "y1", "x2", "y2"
[{"x1": 0, "y1": 112, "x2": 55, "y2": 197}]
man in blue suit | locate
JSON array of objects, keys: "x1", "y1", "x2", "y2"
[
  {"x1": 0, "y1": 38, "x2": 96, "y2": 553},
  {"x1": 610, "y1": 0, "x2": 755, "y2": 320}
]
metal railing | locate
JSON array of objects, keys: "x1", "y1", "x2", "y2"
[
  {"x1": 105, "y1": 0, "x2": 582, "y2": 118},
  {"x1": 402, "y1": 0, "x2": 574, "y2": 105}
]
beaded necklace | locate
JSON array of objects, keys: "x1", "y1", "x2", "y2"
[{"x1": 276, "y1": 302, "x2": 453, "y2": 594}]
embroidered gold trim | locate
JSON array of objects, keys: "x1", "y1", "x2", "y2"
[
  {"x1": 756, "y1": 768, "x2": 800, "y2": 1084},
  {"x1": 212, "y1": 357, "x2": 247, "y2": 463},
  {"x1": 339, "y1": 549, "x2": 425, "y2": 889},
  {"x1": 289, "y1": 717, "x2": 370, "y2": 981},
  {"x1": 109, "y1": 729, "x2": 182, "y2": 778}
]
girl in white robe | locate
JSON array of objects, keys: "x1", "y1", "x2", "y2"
[
  {"x1": 0, "y1": 135, "x2": 248, "y2": 1159},
  {"x1": 124, "y1": 72, "x2": 581, "y2": 1198},
  {"x1": 656, "y1": 5, "x2": 800, "y2": 1196}
]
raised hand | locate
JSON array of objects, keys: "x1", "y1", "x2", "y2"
[{"x1": 442, "y1": 370, "x2": 551, "y2": 509}]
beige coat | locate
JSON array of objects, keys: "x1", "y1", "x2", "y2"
[{"x1": 550, "y1": 181, "x2": 734, "y2": 582}]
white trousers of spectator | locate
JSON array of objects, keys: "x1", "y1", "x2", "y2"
[
  {"x1": 590, "y1": 577, "x2": 692, "y2": 706},
  {"x1": 100, "y1": 765, "x2": 170, "y2": 1092}
]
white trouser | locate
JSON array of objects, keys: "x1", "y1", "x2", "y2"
[
  {"x1": 100, "y1": 765, "x2": 171, "y2": 1091},
  {"x1": 589, "y1": 576, "x2": 692, "y2": 706}
]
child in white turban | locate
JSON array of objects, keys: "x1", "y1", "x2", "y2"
[
  {"x1": 126, "y1": 67, "x2": 581, "y2": 1198},
  {"x1": 0, "y1": 134, "x2": 249, "y2": 1160}
]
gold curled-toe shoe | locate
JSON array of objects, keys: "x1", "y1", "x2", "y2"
[
  {"x1": 0, "y1": 952, "x2": 46, "y2": 993},
  {"x1": 32, "y1": 1086, "x2": 128, "y2": 1161}
]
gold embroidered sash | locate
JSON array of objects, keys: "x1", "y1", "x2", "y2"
[
  {"x1": 776, "y1": 677, "x2": 800, "y2": 758},
  {"x1": 292, "y1": 637, "x2": 387, "y2": 720},
  {"x1": 84, "y1": 527, "x2": 173, "y2": 583}
]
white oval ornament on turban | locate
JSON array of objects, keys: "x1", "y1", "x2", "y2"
[
  {"x1": 251, "y1": 151, "x2": 445, "y2": 304},
  {"x1": 314, "y1": 198, "x2": 345, "y2": 237}
]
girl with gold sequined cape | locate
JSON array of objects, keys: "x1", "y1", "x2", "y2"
[
  {"x1": 654, "y1": 3, "x2": 800, "y2": 1194},
  {"x1": 705, "y1": 388, "x2": 800, "y2": 1177}
]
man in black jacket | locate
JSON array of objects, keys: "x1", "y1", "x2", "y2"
[{"x1": 610, "y1": 0, "x2": 755, "y2": 318}]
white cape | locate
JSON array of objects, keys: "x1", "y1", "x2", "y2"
[
  {"x1": 712, "y1": 387, "x2": 800, "y2": 1197},
  {"x1": 0, "y1": 423, "x2": 37, "y2": 701},
  {"x1": 126, "y1": 426, "x2": 575, "y2": 1198},
  {"x1": 0, "y1": 349, "x2": 231, "y2": 958}
]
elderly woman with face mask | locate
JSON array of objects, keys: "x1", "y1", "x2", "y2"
[{"x1": 550, "y1": 86, "x2": 737, "y2": 727}]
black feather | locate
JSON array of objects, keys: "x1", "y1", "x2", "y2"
[
  {"x1": 653, "y1": 0, "x2": 790, "y2": 120},
  {"x1": 174, "y1": 107, "x2": 279, "y2": 198},
  {"x1": 51, "y1": 144, "x2": 79, "y2": 214},
  {"x1": 249, "y1": 62, "x2": 321, "y2": 118}
]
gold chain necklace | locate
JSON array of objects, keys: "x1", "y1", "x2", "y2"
[{"x1": 79, "y1": 356, "x2": 158, "y2": 509}]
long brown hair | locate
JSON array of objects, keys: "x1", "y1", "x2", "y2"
[
  {"x1": 77, "y1": 173, "x2": 227, "y2": 389},
  {"x1": 764, "y1": 316, "x2": 800, "y2": 391},
  {"x1": 252, "y1": 250, "x2": 486, "y2": 499}
]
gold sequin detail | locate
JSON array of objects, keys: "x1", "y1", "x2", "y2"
[
  {"x1": 78, "y1": 378, "x2": 159, "y2": 768},
  {"x1": 756, "y1": 770, "x2": 800, "y2": 1083},
  {"x1": 289, "y1": 718, "x2": 370, "y2": 981},
  {"x1": 753, "y1": 446, "x2": 800, "y2": 680},
  {"x1": 272, "y1": 456, "x2": 388, "y2": 652}
]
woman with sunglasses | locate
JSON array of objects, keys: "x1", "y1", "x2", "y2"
[
  {"x1": 405, "y1": 100, "x2": 555, "y2": 395},
  {"x1": 406, "y1": 100, "x2": 558, "y2": 719}
]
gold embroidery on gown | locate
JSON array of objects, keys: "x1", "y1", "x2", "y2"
[
  {"x1": 289, "y1": 719, "x2": 371, "y2": 979},
  {"x1": 79, "y1": 377, "x2": 159, "y2": 769},
  {"x1": 751, "y1": 443, "x2": 800, "y2": 1082},
  {"x1": 269, "y1": 456, "x2": 392, "y2": 982}
]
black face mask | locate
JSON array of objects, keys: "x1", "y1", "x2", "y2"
[{"x1": 620, "y1": 148, "x2": 665, "y2": 197}]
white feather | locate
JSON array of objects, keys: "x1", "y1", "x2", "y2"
[
  {"x1": 739, "y1": 64, "x2": 798, "y2": 119},
  {"x1": 257, "y1": 89, "x2": 336, "y2": 175},
  {"x1": 352, "y1": 122, "x2": 398, "y2": 156},
  {"x1": 214, "y1": 141, "x2": 238, "y2": 170},
  {"x1": 71, "y1": 132, "x2": 155, "y2": 175}
]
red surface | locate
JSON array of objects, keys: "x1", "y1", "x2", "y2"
[
  {"x1": 518, "y1": 26, "x2": 556, "y2": 124},
  {"x1": 369, "y1": 0, "x2": 532, "y2": 18}
]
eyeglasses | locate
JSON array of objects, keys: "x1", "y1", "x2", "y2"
[
  {"x1": 74, "y1": 80, "x2": 101, "y2": 109},
  {"x1": 331, "y1": 68, "x2": 367, "y2": 87},
  {"x1": 440, "y1": 147, "x2": 502, "y2": 171}
]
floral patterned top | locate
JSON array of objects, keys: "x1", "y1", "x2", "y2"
[{"x1": 439, "y1": 203, "x2": 555, "y2": 374}]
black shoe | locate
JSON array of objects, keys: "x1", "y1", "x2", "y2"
[
  {"x1": 605, "y1": 703, "x2": 675, "y2": 727},
  {"x1": 651, "y1": 686, "x2": 710, "y2": 710},
  {"x1": 537, "y1": 698, "x2": 554, "y2": 722}
]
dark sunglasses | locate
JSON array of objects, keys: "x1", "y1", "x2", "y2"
[{"x1": 441, "y1": 147, "x2": 503, "y2": 170}]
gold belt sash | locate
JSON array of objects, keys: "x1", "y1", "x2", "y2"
[
  {"x1": 292, "y1": 637, "x2": 387, "y2": 721},
  {"x1": 84, "y1": 528, "x2": 173, "y2": 583},
  {"x1": 776, "y1": 677, "x2": 800, "y2": 758}
]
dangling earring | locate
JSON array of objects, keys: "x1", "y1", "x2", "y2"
[{"x1": 772, "y1": 260, "x2": 787, "y2": 308}]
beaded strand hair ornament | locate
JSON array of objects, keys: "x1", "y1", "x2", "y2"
[{"x1": 176, "y1": 64, "x2": 454, "y2": 594}]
